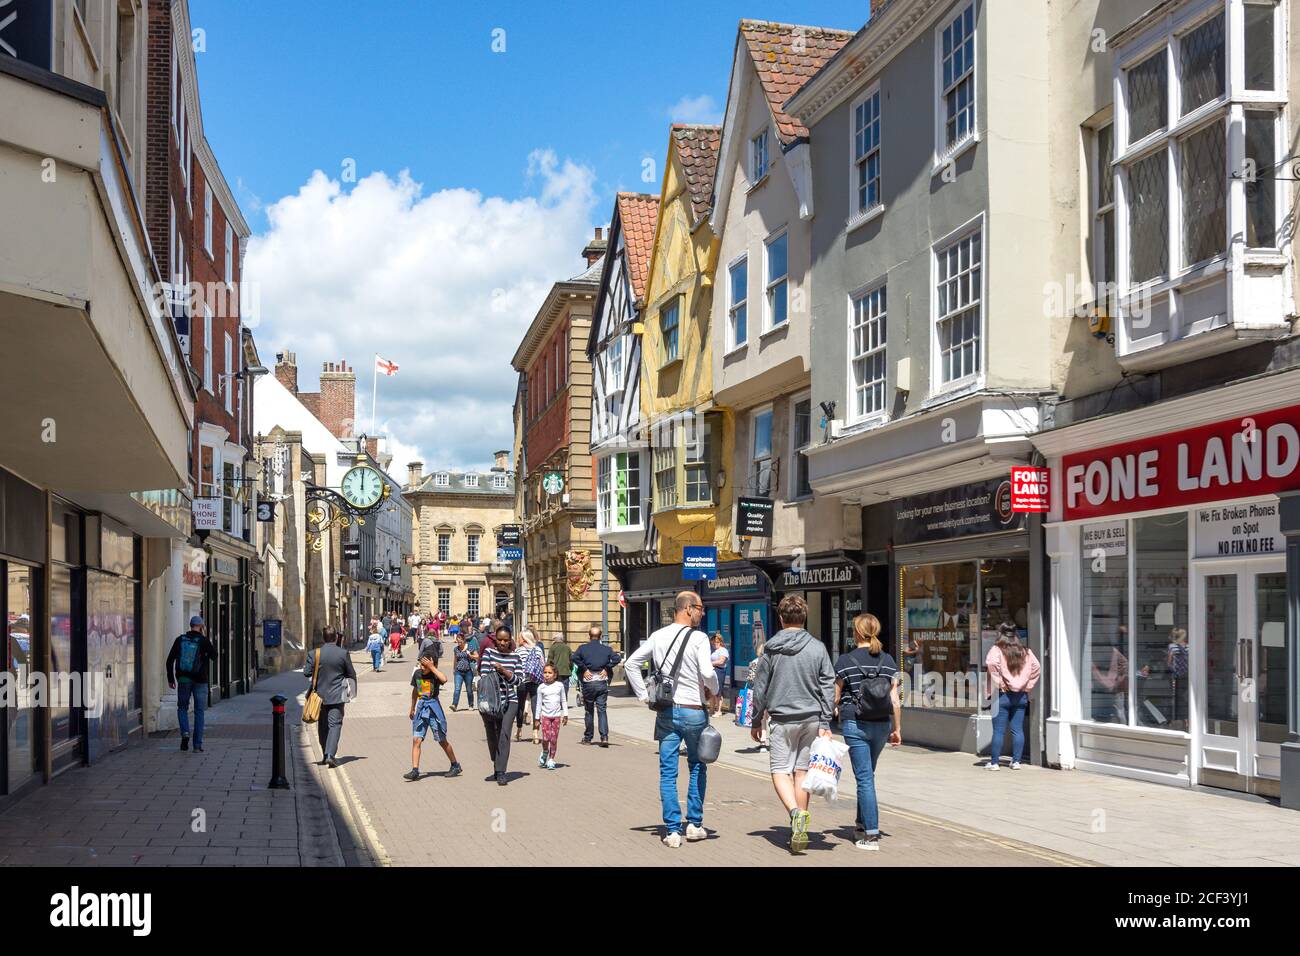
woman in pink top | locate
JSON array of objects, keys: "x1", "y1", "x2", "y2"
[{"x1": 984, "y1": 623, "x2": 1041, "y2": 770}]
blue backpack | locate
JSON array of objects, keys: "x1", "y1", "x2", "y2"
[{"x1": 178, "y1": 634, "x2": 203, "y2": 679}]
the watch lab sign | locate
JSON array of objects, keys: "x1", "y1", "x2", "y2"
[{"x1": 0, "y1": 0, "x2": 55, "y2": 71}]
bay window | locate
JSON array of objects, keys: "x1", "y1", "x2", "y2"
[{"x1": 651, "y1": 413, "x2": 719, "y2": 512}]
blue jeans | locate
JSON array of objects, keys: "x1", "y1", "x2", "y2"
[
  {"x1": 177, "y1": 681, "x2": 207, "y2": 747},
  {"x1": 655, "y1": 707, "x2": 709, "y2": 835},
  {"x1": 371, "y1": 648, "x2": 383, "y2": 671},
  {"x1": 841, "y1": 719, "x2": 889, "y2": 835},
  {"x1": 453, "y1": 670, "x2": 474, "y2": 708},
  {"x1": 990, "y1": 691, "x2": 1028, "y2": 764}
]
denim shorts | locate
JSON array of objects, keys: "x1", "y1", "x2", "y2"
[{"x1": 412, "y1": 699, "x2": 447, "y2": 742}]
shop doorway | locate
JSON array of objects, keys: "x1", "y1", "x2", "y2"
[{"x1": 1194, "y1": 558, "x2": 1287, "y2": 795}]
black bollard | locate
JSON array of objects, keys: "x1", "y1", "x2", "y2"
[{"x1": 268, "y1": 694, "x2": 290, "y2": 789}]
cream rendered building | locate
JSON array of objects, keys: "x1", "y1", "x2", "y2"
[{"x1": 406, "y1": 454, "x2": 516, "y2": 622}]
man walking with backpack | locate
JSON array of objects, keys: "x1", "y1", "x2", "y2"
[
  {"x1": 166, "y1": 615, "x2": 218, "y2": 753},
  {"x1": 571, "y1": 624, "x2": 621, "y2": 747},
  {"x1": 625, "y1": 592, "x2": 717, "y2": 848},
  {"x1": 748, "y1": 594, "x2": 836, "y2": 855}
]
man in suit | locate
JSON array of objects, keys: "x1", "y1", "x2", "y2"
[{"x1": 304, "y1": 632, "x2": 357, "y2": 768}]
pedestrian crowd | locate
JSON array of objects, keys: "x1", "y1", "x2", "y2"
[{"x1": 226, "y1": 591, "x2": 1041, "y2": 856}]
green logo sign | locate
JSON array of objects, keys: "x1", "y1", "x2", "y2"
[{"x1": 542, "y1": 472, "x2": 565, "y2": 495}]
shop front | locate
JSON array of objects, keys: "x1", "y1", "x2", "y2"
[
  {"x1": 700, "y1": 563, "x2": 771, "y2": 692},
  {"x1": 205, "y1": 550, "x2": 248, "y2": 701},
  {"x1": 865, "y1": 477, "x2": 1037, "y2": 755},
  {"x1": 756, "y1": 553, "x2": 864, "y2": 663},
  {"x1": 1039, "y1": 394, "x2": 1300, "y2": 796},
  {"x1": 616, "y1": 559, "x2": 687, "y2": 658}
]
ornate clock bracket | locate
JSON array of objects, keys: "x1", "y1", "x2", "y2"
[{"x1": 304, "y1": 483, "x2": 390, "y2": 550}]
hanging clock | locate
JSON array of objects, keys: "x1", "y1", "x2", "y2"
[{"x1": 340, "y1": 465, "x2": 385, "y2": 509}]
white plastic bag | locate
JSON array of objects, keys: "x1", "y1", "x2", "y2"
[{"x1": 801, "y1": 736, "x2": 851, "y2": 803}]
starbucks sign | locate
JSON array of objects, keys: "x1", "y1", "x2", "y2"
[{"x1": 542, "y1": 472, "x2": 564, "y2": 495}]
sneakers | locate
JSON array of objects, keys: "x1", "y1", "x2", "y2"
[
  {"x1": 447, "y1": 763, "x2": 463, "y2": 777},
  {"x1": 1010, "y1": 761, "x2": 1022, "y2": 770},
  {"x1": 685, "y1": 824, "x2": 707, "y2": 842},
  {"x1": 545, "y1": 758, "x2": 557, "y2": 770},
  {"x1": 855, "y1": 835, "x2": 881, "y2": 852},
  {"x1": 403, "y1": 768, "x2": 420, "y2": 781},
  {"x1": 662, "y1": 832, "x2": 682, "y2": 848},
  {"x1": 180, "y1": 736, "x2": 189, "y2": 752},
  {"x1": 789, "y1": 809, "x2": 811, "y2": 855},
  {"x1": 985, "y1": 761, "x2": 1001, "y2": 771},
  {"x1": 538, "y1": 750, "x2": 547, "y2": 768}
]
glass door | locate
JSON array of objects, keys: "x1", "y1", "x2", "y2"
[{"x1": 1195, "y1": 559, "x2": 1286, "y2": 794}]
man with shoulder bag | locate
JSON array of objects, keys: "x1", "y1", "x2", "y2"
[
  {"x1": 625, "y1": 591, "x2": 719, "y2": 848},
  {"x1": 303, "y1": 632, "x2": 357, "y2": 768}
]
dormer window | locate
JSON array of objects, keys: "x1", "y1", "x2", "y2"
[
  {"x1": 434, "y1": 473, "x2": 449, "y2": 487},
  {"x1": 464, "y1": 474, "x2": 479, "y2": 488},
  {"x1": 492, "y1": 474, "x2": 508, "y2": 490}
]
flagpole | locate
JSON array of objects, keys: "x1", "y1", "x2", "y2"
[{"x1": 371, "y1": 352, "x2": 379, "y2": 437}]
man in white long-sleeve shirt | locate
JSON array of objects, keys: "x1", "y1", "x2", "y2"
[{"x1": 625, "y1": 591, "x2": 719, "y2": 848}]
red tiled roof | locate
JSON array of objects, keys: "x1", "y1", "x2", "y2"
[
  {"x1": 615, "y1": 192, "x2": 659, "y2": 302},
  {"x1": 739, "y1": 19, "x2": 855, "y2": 145},
  {"x1": 670, "y1": 124, "x2": 722, "y2": 222}
]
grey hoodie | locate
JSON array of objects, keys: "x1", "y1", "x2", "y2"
[{"x1": 749, "y1": 628, "x2": 836, "y2": 730}]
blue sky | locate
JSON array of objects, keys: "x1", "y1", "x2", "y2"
[
  {"x1": 192, "y1": 0, "x2": 869, "y2": 228},
  {"x1": 207, "y1": 1, "x2": 871, "y2": 472}
]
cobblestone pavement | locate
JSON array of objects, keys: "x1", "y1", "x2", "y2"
[
  {"x1": 321, "y1": 651, "x2": 1081, "y2": 866},
  {"x1": 0, "y1": 670, "x2": 342, "y2": 867}
]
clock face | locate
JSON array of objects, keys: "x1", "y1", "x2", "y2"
[{"x1": 340, "y1": 466, "x2": 384, "y2": 509}]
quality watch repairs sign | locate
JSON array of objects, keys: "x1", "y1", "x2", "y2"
[{"x1": 1062, "y1": 404, "x2": 1300, "y2": 521}]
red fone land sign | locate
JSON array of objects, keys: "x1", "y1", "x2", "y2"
[{"x1": 1011, "y1": 467, "x2": 1050, "y2": 512}]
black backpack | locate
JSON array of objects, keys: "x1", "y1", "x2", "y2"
[
  {"x1": 851, "y1": 658, "x2": 894, "y2": 721},
  {"x1": 477, "y1": 668, "x2": 510, "y2": 717}
]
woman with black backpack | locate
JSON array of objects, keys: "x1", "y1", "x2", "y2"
[
  {"x1": 833, "y1": 613, "x2": 901, "y2": 852},
  {"x1": 477, "y1": 625, "x2": 522, "y2": 786}
]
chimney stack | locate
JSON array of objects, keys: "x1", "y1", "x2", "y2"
[
  {"x1": 581, "y1": 226, "x2": 607, "y2": 266},
  {"x1": 274, "y1": 351, "x2": 298, "y2": 394},
  {"x1": 492, "y1": 450, "x2": 510, "y2": 472},
  {"x1": 407, "y1": 461, "x2": 424, "y2": 486},
  {"x1": 319, "y1": 359, "x2": 356, "y2": 439}
]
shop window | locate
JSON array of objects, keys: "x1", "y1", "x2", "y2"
[
  {"x1": 6, "y1": 564, "x2": 36, "y2": 789},
  {"x1": 899, "y1": 562, "x2": 979, "y2": 712},
  {"x1": 1079, "y1": 514, "x2": 1189, "y2": 730}
]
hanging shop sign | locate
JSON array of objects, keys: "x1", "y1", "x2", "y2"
[
  {"x1": 262, "y1": 619, "x2": 282, "y2": 648},
  {"x1": 777, "y1": 558, "x2": 860, "y2": 590},
  {"x1": 256, "y1": 501, "x2": 276, "y2": 522},
  {"x1": 0, "y1": 0, "x2": 54, "y2": 71},
  {"x1": 499, "y1": 546, "x2": 524, "y2": 562},
  {"x1": 542, "y1": 472, "x2": 565, "y2": 495},
  {"x1": 497, "y1": 525, "x2": 522, "y2": 547},
  {"x1": 894, "y1": 478, "x2": 1021, "y2": 545},
  {"x1": 1194, "y1": 498, "x2": 1282, "y2": 559},
  {"x1": 736, "y1": 496, "x2": 775, "y2": 537},
  {"x1": 682, "y1": 546, "x2": 719, "y2": 581},
  {"x1": 1010, "y1": 467, "x2": 1050, "y2": 512},
  {"x1": 371, "y1": 566, "x2": 387, "y2": 583},
  {"x1": 192, "y1": 497, "x2": 222, "y2": 532},
  {"x1": 343, "y1": 542, "x2": 361, "y2": 561},
  {"x1": 1062, "y1": 404, "x2": 1300, "y2": 521}
]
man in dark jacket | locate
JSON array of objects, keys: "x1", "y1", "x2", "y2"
[
  {"x1": 166, "y1": 615, "x2": 218, "y2": 753},
  {"x1": 571, "y1": 625, "x2": 622, "y2": 747},
  {"x1": 304, "y1": 632, "x2": 358, "y2": 768}
]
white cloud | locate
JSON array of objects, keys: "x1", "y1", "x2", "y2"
[
  {"x1": 667, "y1": 94, "x2": 722, "y2": 125},
  {"x1": 244, "y1": 150, "x2": 597, "y2": 473}
]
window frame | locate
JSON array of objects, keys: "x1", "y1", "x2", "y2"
[
  {"x1": 763, "y1": 228, "x2": 789, "y2": 332},
  {"x1": 934, "y1": 0, "x2": 978, "y2": 163},
  {"x1": 437, "y1": 532, "x2": 451, "y2": 564},
  {"x1": 789, "y1": 393, "x2": 814, "y2": 502},
  {"x1": 224, "y1": 223, "x2": 234, "y2": 286},
  {"x1": 726, "y1": 253, "x2": 748, "y2": 352},
  {"x1": 749, "y1": 405, "x2": 775, "y2": 498},
  {"x1": 204, "y1": 181, "x2": 213, "y2": 256},
  {"x1": 223, "y1": 332, "x2": 233, "y2": 414},
  {"x1": 464, "y1": 474, "x2": 479, "y2": 488},
  {"x1": 467, "y1": 533, "x2": 480, "y2": 563},
  {"x1": 930, "y1": 214, "x2": 986, "y2": 394},
  {"x1": 848, "y1": 280, "x2": 889, "y2": 425},
  {"x1": 850, "y1": 83, "x2": 883, "y2": 221},
  {"x1": 597, "y1": 451, "x2": 644, "y2": 533},
  {"x1": 659, "y1": 297, "x2": 681, "y2": 365},
  {"x1": 605, "y1": 333, "x2": 625, "y2": 394},
  {"x1": 751, "y1": 129, "x2": 770, "y2": 182},
  {"x1": 1090, "y1": 120, "x2": 1117, "y2": 312},
  {"x1": 434, "y1": 473, "x2": 450, "y2": 487},
  {"x1": 202, "y1": 303, "x2": 213, "y2": 393},
  {"x1": 492, "y1": 474, "x2": 509, "y2": 490}
]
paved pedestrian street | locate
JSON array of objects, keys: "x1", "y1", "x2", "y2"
[{"x1": 322, "y1": 652, "x2": 1079, "y2": 867}]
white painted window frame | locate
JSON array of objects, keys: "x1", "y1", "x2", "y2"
[
  {"x1": 492, "y1": 474, "x2": 508, "y2": 490},
  {"x1": 434, "y1": 473, "x2": 449, "y2": 487},
  {"x1": 464, "y1": 474, "x2": 479, "y2": 487},
  {"x1": 763, "y1": 228, "x2": 789, "y2": 332},
  {"x1": 223, "y1": 331, "x2": 233, "y2": 413},
  {"x1": 850, "y1": 83, "x2": 883, "y2": 221},
  {"x1": 749, "y1": 404, "x2": 775, "y2": 498},
  {"x1": 437, "y1": 532, "x2": 451, "y2": 563},
  {"x1": 726, "y1": 252, "x2": 748, "y2": 352},
  {"x1": 788, "y1": 390, "x2": 814, "y2": 501},
  {"x1": 202, "y1": 302, "x2": 213, "y2": 393},
  {"x1": 848, "y1": 279, "x2": 889, "y2": 425},
  {"x1": 224, "y1": 222, "x2": 234, "y2": 285},
  {"x1": 751, "y1": 129, "x2": 769, "y2": 182},
  {"x1": 204, "y1": 182, "x2": 213, "y2": 256},
  {"x1": 930, "y1": 212, "x2": 986, "y2": 396},
  {"x1": 933, "y1": 0, "x2": 978, "y2": 165}
]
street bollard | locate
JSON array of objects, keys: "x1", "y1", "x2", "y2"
[{"x1": 268, "y1": 694, "x2": 290, "y2": 789}]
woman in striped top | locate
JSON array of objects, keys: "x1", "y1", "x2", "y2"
[{"x1": 479, "y1": 626, "x2": 522, "y2": 785}]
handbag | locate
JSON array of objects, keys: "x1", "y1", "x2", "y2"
[
  {"x1": 646, "y1": 627, "x2": 692, "y2": 711},
  {"x1": 302, "y1": 648, "x2": 323, "y2": 723}
]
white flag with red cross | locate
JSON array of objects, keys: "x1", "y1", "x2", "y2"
[{"x1": 376, "y1": 356, "x2": 399, "y2": 376}]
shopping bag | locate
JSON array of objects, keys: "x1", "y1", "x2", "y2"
[
  {"x1": 800, "y1": 736, "x2": 851, "y2": 803},
  {"x1": 735, "y1": 686, "x2": 754, "y2": 727}
]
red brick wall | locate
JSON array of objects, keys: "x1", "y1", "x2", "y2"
[
  {"x1": 319, "y1": 361, "x2": 356, "y2": 439},
  {"x1": 144, "y1": 0, "x2": 172, "y2": 277}
]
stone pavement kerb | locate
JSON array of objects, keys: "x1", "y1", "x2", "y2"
[{"x1": 601, "y1": 694, "x2": 1300, "y2": 867}]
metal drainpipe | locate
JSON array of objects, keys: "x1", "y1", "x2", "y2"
[{"x1": 601, "y1": 541, "x2": 610, "y2": 643}]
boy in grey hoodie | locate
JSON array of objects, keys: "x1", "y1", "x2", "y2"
[{"x1": 749, "y1": 594, "x2": 836, "y2": 855}]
